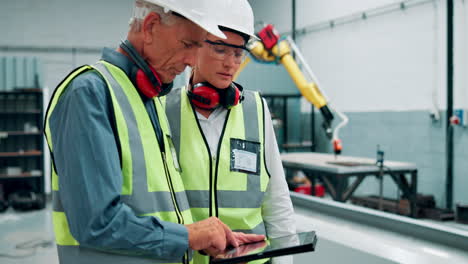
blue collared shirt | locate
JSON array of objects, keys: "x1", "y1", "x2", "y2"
[{"x1": 49, "y1": 48, "x2": 188, "y2": 261}]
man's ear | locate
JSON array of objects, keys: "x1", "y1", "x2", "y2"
[{"x1": 143, "y1": 12, "x2": 161, "y2": 44}]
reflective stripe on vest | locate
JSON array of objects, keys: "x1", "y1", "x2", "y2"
[
  {"x1": 44, "y1": 62, "x2": 192, "y2": 264},
  {"x1": 57, "y1": 245, "x2": 194, "y2": 264},
  {"x1": 164, "y1": 87, "x2": 269, "y2": 234}
]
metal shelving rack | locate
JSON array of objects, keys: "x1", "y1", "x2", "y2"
[
  {"x1": 263, "y1": 94, "x2": 315, "y2": 153},
  {"x1": 0, "y1": 88, "x2": 45, "y2": 204}
]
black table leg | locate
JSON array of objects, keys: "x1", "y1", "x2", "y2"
[{"x1": 410, "y1": 171, "x2": 418, "y2": 218}]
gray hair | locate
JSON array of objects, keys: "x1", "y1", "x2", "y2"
[{"x1": 129, "y1": 0, "x2": 178, "y2": 32}]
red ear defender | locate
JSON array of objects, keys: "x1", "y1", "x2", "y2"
[
  {"x1": 188, "y1": 82, "x2": 244, "y2": 110},
  {"x1": 135, "y1": 64, "x2": 162, "y2": 98},
  {"x1": 222, "y1": 82, "x2": 243, "y2": 109},
  {"x1": 188, "y1": 82, "x2": 221, "y2": 110}
]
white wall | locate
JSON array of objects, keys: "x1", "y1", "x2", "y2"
[
  {"x1": 249, "y1": 0, "x2": 292, "y2": 33},
  {"x1": 454, "y1": 0, "x2": 468, "y2": 110},
  {"x1": 251, "y1": 0, "x2": 468, "y2": 112},
  {"x1": 299, "y1": 1, "x2": 444, "y2": 111},
  {"x1": 2, "y1": 0, "x2": 132, "y2": 47},
  {"x1": 1, "y1": 0, "x2": 133, "y2": 92},
  {"x1": 296, "y1": 0, "x2": 402, "y2": 26}
]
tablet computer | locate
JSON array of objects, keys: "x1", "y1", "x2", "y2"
[{"x1": 211, "y1": 231, "x2": 317, "y2": 264}]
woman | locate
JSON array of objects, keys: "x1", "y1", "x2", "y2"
[{"x1": 164, "y1": 1, "x2": 295, "y2": 263}]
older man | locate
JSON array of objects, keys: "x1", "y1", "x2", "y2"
[{"x1": 44, "y1": 1, "x2": 263, "y2": 263}]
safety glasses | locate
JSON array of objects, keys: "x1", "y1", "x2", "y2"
[{"x1": 204, "y1": 40, "x2": 248, "y2": 64}]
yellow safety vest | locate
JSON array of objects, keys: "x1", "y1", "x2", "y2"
[
  {"x1": 44, "y1": 61, "x2": 193, "y2": 264},
  {"x1": 163, "y1": 86, "x2": 270, "y2": 264}
]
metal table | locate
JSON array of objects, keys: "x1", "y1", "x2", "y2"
[{"x1": 281, "y1": 152, "x2": 418, "y2": 218}]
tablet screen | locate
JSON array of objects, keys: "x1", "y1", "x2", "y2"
[{"x1": 211, "y1": 231, "x2": 317, "y2": 264}]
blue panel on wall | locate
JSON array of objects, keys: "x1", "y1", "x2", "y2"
[
  {"x1": 0, "y1": 56, "x2": 43, "y2": 91},
  {"x1": 25, "y1": 57, "x2": 34, "y2": 87},
  {"x1": 34, "y1": 57, "x2": 44, "y2": 88},
  {"x1": 4, "y1": 57, "x2": 15, "y2": 91},
  {"x1": 0, "y1": 57, "x2": 4, "y2": 91},
  {"x1": 15, "y1": 57, "x2": 25, "y2": 88},
  {"x1": 236, "y1": 59, "x2": 298, "y2": 95}
]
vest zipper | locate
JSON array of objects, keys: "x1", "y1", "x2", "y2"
[
  {"x1": 211, "y1": 156, "x2": 217, "y2": 217},
  {"x1": 213, "y1": 111, "x2": 231, "y2": 217},
  {"x1": 161, "y1": 151, "x2": 184, "y2": 225}
]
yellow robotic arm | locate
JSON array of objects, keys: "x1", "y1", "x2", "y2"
[
  {"x1": 249, "y1": 40, "x2": 329, "y2": 110},
  {"x1": 235, "y1": 25, "x2": 344, "y2": 154}
]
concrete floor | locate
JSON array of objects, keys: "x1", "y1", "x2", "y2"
[
  {"x1": 0, "y1": 204, "x2": 57, "y2": 264},
  {"x1": 293, "y1": 206, "x2": 468, "y2": 264},
  {"x1": 1, "y1": 201, "x2": 468, "y2": 264}
]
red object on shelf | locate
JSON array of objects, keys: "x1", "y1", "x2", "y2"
[
  {"x1": 293, "y1": 184, "x2": 325, "y2": 197},
  {"x1": 0, "y1": 150, "x2": 42, "y2": 157},
  {"x1": 0, "y1": 172, "x2": 42, "y2": 179},
  {"x1": 1, "y1": 131, "x2": 42, "y2": 136},
  {"x1": 450, "y1": 115, "x2": 460, "y2": 125}
]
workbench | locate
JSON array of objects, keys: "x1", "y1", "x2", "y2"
[{"x1": 281, "y1": 152, "x2": 418, "y2": 218}]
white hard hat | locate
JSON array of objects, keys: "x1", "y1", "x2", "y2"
[
  {"x1": 216, "y1": 0, "x2": 258, "y2": 40},
  {"x1": 142, "y1": 0, "x2": 227, "y2": 39}
]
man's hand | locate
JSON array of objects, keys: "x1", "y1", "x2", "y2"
[
  {"x1": 185, "y1": 217, "x2": 238, "y2": 255},
  {"x1": 232, "y1": 232, "x2": 265, "y2": 245},
  {"x1": 201, "y1": 232, "x2": 266, "y2": 257}
]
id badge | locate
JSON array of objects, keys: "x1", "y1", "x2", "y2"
[
  {"x1": 230, "y1": 138, "x2": 260, "y2": 175},
  {"x1": 166, "y1": 135, "x2": 181, "y2": 172}
]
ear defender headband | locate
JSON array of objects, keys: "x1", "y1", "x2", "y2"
[
  {"x1": 188, "y1": 81, "x2": 244, "y2": 110},
  {"x1": 120, "y1": 40, "x2": 172, "y2": 98}
]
